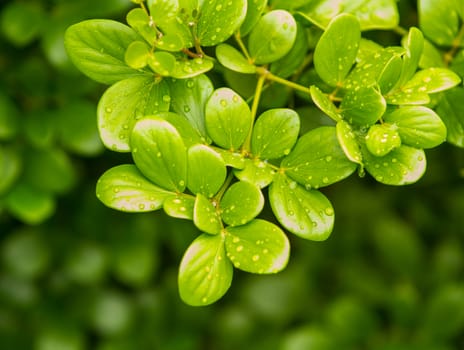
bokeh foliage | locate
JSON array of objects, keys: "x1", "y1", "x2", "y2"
[{"x1": 1, "y1": 0, "x2": 464, "y2": 349}]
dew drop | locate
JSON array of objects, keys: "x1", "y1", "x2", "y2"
[
  {"x1": 183, "y1": 105, "x2": 191, "y2": 112},
  {"x1": 322, "y1": 177, "x2": 329, "y2": 184},
  {"x1": 252, "y1": 255, "x2": 260, "y2": 262},
  {"x1": 105, "y1": 107, "x2": 112, "y2": 113},
  {"x1": 325, "y1": 207, "x2": 334, "y2": 216},
  {"x1": 220, "y1": 99, "x2": 227, "y2": 107},
  {"x1": 162, "y1": 95, "x2": 171, "y2": 103},
  {"x1": 232, "y1": 237, "x2": 240, "y2": 243},
  {"x1": 236, "y1": 245, "x2": 243, "y2": 252},
  {"x1": 289, "y1": 181, "x2": 297, "y2": 190},
  {"x1": 139, "y1": 203, "x2": 146, "y2": 210},
  {"x1": 215, "y1": 4, "x2": 223, "y2": 11},
  {"x1": 186, "y1": 80, "x2": 195, "y2": 88},
  {"x1": 263, "y1": 249, "x2": 269, "y2": 254},
  {"x1": 325, "y1": 155, "x2": 332, "y2": 162},
  {"x1": 113, "y1": 188, "x2": 120, "y2": 193},
  {"x1": 202, "y1": 297, "x2": 207, "y2": 303}
]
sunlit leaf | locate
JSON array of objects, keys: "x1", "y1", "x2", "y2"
[
  {"x1": 163, "y1": 194, "x2": 195, "y2": 220},
  {"x1": 282, "y1": 126, "x2": 357, "y2": 188},
  {"x1": 309, "y1": 85, "x2": 341, "y2": 121},
  {"x1": 270, "y1": 173, "x2": 334, "y2": 241},
  {"x1": 225, "y1": 219, "x2": 290, "y2": 274},
  {"x1": 197, "y1": 0, "x2": 247, "y2": 46},
  {"x1": 131, "y1": 118, "x2": 187, "y2": 192},
  {"x1": 336, "y1": 120, "x2": 363, "y2": 165},
  {"x1": 248, "y1": 10, "x2": 297, "y2": 65},
  {"x1": 168, "y1": 75, "x2": 214, "y2": 140},
  {"x1": 233, "y1": 158, "x2": 276, "y2": 188},
  {"x1": 384, "y1": 106, "x2": 447, "y2": 149},
  {"x1": 251, "y1": 108, "x2": 300, "y2": 159},
  {"x1": 97, "y1": 76, "x2": 170, "y2": 152},
  {"x1": 419, "y1": 0, "x2": 461, "y2": 47},
  {"x1": 240, "y1": 0, "x2": 268, "y2": 36},
  {"x1": 363, "y1": 144, "x2": 427, "y2": 185},
  {"x1": 220, "y1": 181, "x2": 264, "y2": 227},
  {"x1": 64, "y1": 19, "x2": 145, "y2": 84},
  {"x1": 365, "y1": 123, "x2": 401, "y2": 157},
  {"x1": 96, "y1": 164, "x2": 174, "y2": 212},
  {"x1": 340, "y1": 85, "x2": 386, "y2": 126},
  {"x1": 313, "y1": 14, "x2": 360, "y2": 86},
  {"x1": 0, "y1": 146, "x2": 22, "y2": 196},
  {"x1": 194, "y1": 194, "x2": 222, "y2": 235},
  {"x1": 178, "y1": 233, "x2": 232, "y2": 306},
  {"x1": 187, "y1": 144, "x2": 227, "y2": 197},
  {"x1": 216, "y1": 44, "x2": 256, "y2": 74},
  {"x1": 205, "y1": 88, "x2": 251, "y2": 150}
]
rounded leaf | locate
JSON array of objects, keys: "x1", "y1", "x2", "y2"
[
  {"x1": 225, "y1": 219, "x2": 290, "y2": 274},
  {"x1": 64, "y1": 19, "x2": 143, "y2": 84},
  {"x1": 97, "y1": 76, "x2": 170, "y2": 152},
  {"x1": 196, "y1": 0, "x2": 247, "y2": 46},
  {"x1": 193, "y1": 194, "x2": 222, "y2": 235},
  {"x1": 147, "y1": 51, "x2": 177, "y2": 76},
  {"x1": 233, "y1": 158, "x2": 276, "y2": 188},
  {"x1": 251, "y1": 108, "x2": 300, "y2": 159},
  {"x1": 269, "y1": 173, "x2": 334, "y2": 241},
  {"x1": 239, "y1": 0, "x2": 268, "y2": 36},
  {"x1": 163, "y1": 194, "x2": 195, "y2": 220},
  {"x1": 187, "y1": 144, "x2": 227, "y2": 197},
  {"x1": 0, "y1": 146, "x2": 22, "y2": 196},
  {"x1": 313, "y1": 14, "x2": 360, "y2": 86},
  {"x1": 365, "y1": 123, "x2": 401, "y2": 157},
  {"x1": 156, "y1": 111, "x2": 203, "y2": 147},
  {"x1": 131, "y1": 118, "x2": 187, "y2": 192},
  {"x1": 340, "y1": 85, "x2": 386, "y2": 126},
  {"x1": 125, "y1": 41, "x2": 150, "y2": 69},
  {"x1": 205, "y1": 88, "x2": 251, "y2": 150},
  {"x1": 282, "y1": 127, "x2": 357, "y2": 189},
  {"x1": 170, "y1": 57, "x2": 214, "y2": 79},
  {"x1": 309, "y1": 85, "x2": 341, "y2": 121},
  {"x1": 216, "y1": 44, "x2": 256, "y2": 74},
  {"x1": 363, "y1": 145, "x2": 427, "y2": 185},
  {"x1": 178, "y1": 233, "x2": 233, "y2": 306},
  {"x1": 168, "y1": 75, "x2": 215, "y2": 140},
  {"x1": 384, "y1": 106, "x2": 447, "y2": 149},
  {"x1": 220, "y1": 181, "x2": 264, "y2": 227},
  {"x1": 96, "y1": 164, "x2": 174, "y2": 212},
  {"x1": 248, "y1": 10, "x2": 297, "y2": 64}
]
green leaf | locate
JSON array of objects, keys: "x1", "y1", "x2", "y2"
[
  {"x1": 168, "y1": 75, "x2": 214, "y2": 140},
  {"x1": 57, "y1": 101, "x2": 104, "y2": 157},
  {"x1": 220, "y1": 181, "x2": 264, "y2": 227},
  {"x1": 340, "y1": 85, "x2": 386, "y2": 126},
  {"x1": 397, "y1": 27, "x2": 424, "y2": 87},
  {"x1": 163, "y1": 194, "x2": 195, "y2": 219},
  {"x1": 213, "y1": 148, "x2": 246, "y2": 169},
  {"x1": 240, "y1": 0, "x2": 268, "y2": 36},
  {"x1": 5, "y1": 183, "x2": 55, "y2": 225},
  {"x1": 345, "y1": 47, "x2": 405, "y2": 92},
  {"x1": 125, "y1": 41, "x2": 150, "y2": 69},
  {"x1": 126, "y1": 8, "x2": 157, "y2": 43},
  {"x1": 269, "y1": 173, "x2": 334, "y2": 241},
  {"x1": 225, "y1": 219, "x2": 290, "y2": 273},
  {"x1": 205, "y1": 88, "x2": 252, "y2": 150},
  {"x1": 248, "y1": 10, "x2": 297, "y2": 65},
  {"x1": 147, "y1": 51, "x2": 177, "y2": 76},
  {"x1": 22, "y1": 148, "x2": 76, "y2": 195},
  {"x1": 156, "y1": 111, "x2": 203, "y2": 147},
  {"x1": 131, "y1": 118, "x2": 187, "y2": 192},
  {"x1": 282, "y1": 126, "x2": 357, "y2": 189},
  {"x1": 363, "y1": 145, "x2": 427, "y2": 185},
  {"x1": 336, "y1": 120, "x2": 363, "y2": 165},
  {"x1": 365, "y1": 124, "x2": 401, "y2": 157},
  {"x1": 187, "y1": 144, "x2": 227, "y2": 197},
  {"x1": 170, "y1": 57, "x2": 214, "y2": 79},
  {"x1": 297, "y1": 0, "x2": 399, "y2": 31},
  {"x1": 0, "y1": 94, "x2": 19, "y2": 141},
  {"x1": 233, "y1": 158, "x2": 276, "y2": 188},
  {"x1": 402, "y1": 68, "x2": 461, "y2": 94},
  {"x1": 270, "y1": 21, "x2": 309, "y2": 79},
  {"x1": 216, "y1": 44, "x2": 256, "y2": 74},
  {"x1": 97, "y1": 76, "x2": 170, "y2": 152},
  {"x1": 64, "y1": 20, "x2": 144, "y2": 84},
  {"x1": 251, "y1": 109, "x2": 300, "y2": 159},
  {"x1": 0, "y1": 146, "x2": 21, "y2": 196},
  {"x1": 419, "y1": 0, "x2": 461, "y2": 47},
  {"x1": 437, "y1": 88, "x2": 464, "y2": 147},
  {"x1": 193, "y1": 194, "x2": 222, "y2": 235},
  {"x1": 384, "y1": 106, "x2": 447, "y2": 149},
  {"x1": 0, "y1": 2, "x2": 45, "y2": 47},
  {"x1": 178, "y1": 233, "x2": 232, "y2": 306},
  {"x1": 96, "y1": 164, "x2": 174, "y2": 212},
  {"x1": 196, "y1": 0, "x2": 247, "y2": 46},
  {"x1": 313, "y1": 14, "x2": 360, "y2": 87},
  {"x1": 309, "y1": 85, "x2": 341, "y2": 121}
]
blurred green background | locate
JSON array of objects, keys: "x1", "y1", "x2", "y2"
[{"x1": 1, "y1": 0, "x2": 464, "y2": 349}]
